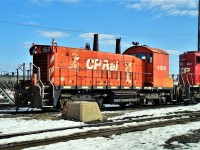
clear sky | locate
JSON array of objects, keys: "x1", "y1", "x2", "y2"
[{"x1": 0, "y1": 0, "x2": 198, "y2": 74}]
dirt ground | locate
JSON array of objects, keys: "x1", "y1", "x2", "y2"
[{"x1": 163, "y1": 129, "x2": 200, "y2": 149}]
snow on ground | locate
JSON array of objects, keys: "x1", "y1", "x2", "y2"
[
  {"x1": 107, "y1": 103, "x2": 200, "y2": 120},
  {"x1": 25, "y1": 122, "x2": 200, "y2": 150},
  {"x1": 1, "y1": 104, "x2": 200, "y2": 150}
]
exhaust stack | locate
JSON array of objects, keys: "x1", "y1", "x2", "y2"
[
  {"x1": 115, "y1": 38, "x2": 121, "y2": 54},
  {"x1": 93, "y1": 34, "x2": 99, "y2": 51}
]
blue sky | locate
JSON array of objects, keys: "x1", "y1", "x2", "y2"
[{"x1": 0, "y1": 0, "x2": 198, "y2": 74}]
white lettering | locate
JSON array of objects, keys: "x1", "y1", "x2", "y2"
[
  {"x1": 94, "y1": 59, "x2": 101, "y2": 69},
  {"x1": 86, "y1": 59, "x2": 94, "y2": 69},
  {"x1": 110, "y1": 63, "x2": 116, "y2": 71},
  {"x1": 157, "y1": 65, "x2": 167, "y2": 71},
  {"x1": 116, "y1": 62, "x2": 118, "y2": 71},
  {"x1": 86, "y1": 58, "x2": 119, "y2": 71},
  {"x1": 187, "y1": 63, "x2": 192, "y2": 66},
  {"x1": 181, "y1": 67, "x2": 190, "y2": 73},
  {"x1": 102, "y1": 60, "x2": 109, "y2": 70}
]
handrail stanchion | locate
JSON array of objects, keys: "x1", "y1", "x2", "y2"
[
  {"x1": 37, "y1": 67, "x2": 40, "y2": 82},
  {"x1": 29, "y1": 63, "x2": 32, "y2": 80},
  {"x1": 23, "y1": 63, "x2": 25, "y2": 81},
  {"x1": 16, "y1": 69, "x2": 19, "y2": 87}
]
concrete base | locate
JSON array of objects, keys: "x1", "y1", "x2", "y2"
[{"x1": 62, "y1": 102, "x2": 102, "y2": 123}]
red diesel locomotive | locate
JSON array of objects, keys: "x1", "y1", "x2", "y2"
[
  {"x1": 14, "y1": 34, "x2": 196, "y2": 109},
  {"x1": 179, "y1": 51, "x2": 200, "y2": 103}
]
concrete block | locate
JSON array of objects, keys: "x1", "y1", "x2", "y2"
[{"x1": 62, "y1": 102, "x2": 102, "y2": 123}]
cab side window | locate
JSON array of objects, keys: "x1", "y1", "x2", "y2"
[
  {"x1": 196, "y1": 56, "x2": 200, "y2": 64},
  {"x1": 148, "y1": 53, "x2": 153, "y2": 63}
]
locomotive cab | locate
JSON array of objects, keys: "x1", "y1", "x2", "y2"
[
  {"x1": 123, "y1": 45, "x2": 174, "y2": 105},
  {"x1": 123, "y1": 45, "x2": 173, "y2": 88}
]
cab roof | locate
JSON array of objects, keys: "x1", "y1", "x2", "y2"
[{"x1": 123, "y1": 45, "x2": 169, "y2": 55}]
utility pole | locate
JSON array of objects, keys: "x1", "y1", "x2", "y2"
[{"x1": 198, "y1": 0, "x2": 200, "y2": 51}]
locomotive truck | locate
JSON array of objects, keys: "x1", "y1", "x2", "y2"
[{"x1": 14, "y1": 34, "x2": 197, "y2": 109}]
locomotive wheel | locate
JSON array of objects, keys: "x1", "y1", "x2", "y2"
[
  {"x1": 136, "y1": 98, "x2": 145, "y2": 107},
  {"x1": 159, "y1": 97, "x2": 166, "y2": 106},
  {"x1": 191, "y1": 96, "x2": 196, "y2": 104},
  {"x1": 135, "y1": 102, "x2": 142, "y2": 107},
  {"x1": 184, "y1": 99, "x2": 191, "y2": 105},
  {"x1": 196, "y1": 99, "x2": 200, "y2": 103},
  {"x1": 153, "y1": 100, "x2": 160, "y2": 106},
  {"x1": 172, "y1": 101, "x2": 177, "y2": 105},
  {"x1": 119, "y1": 103, "x2": 126, "y2": 108}
]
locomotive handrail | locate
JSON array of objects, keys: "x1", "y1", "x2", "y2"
[
  {"x1": 56, "y1": 66, "x2": 147, "y2": 89},
  {"x1": 14, "y1": 63, "x2": 46, "y2": 103},
  {"x1": 28, "y1": 63, "x2": 32, "y2": 80},
  {"x1": 186, "y1": 73, "x2": 194, "y2": 85},
  {"x1": 16, "y1": 63, "x2": 25, "y2": 86},
  {"x1": 49, "y1": 82, "x2": 54, "y2": 98},
  {"x1": 186, "y1": 73, "x2": 190, "y2": 86},
  {"x1": 179, "y1": 73, "x2": 186, "y2": 93},
  {"x1": 48, "y1": 67, "x2": 51, "y2": 83},
  {"x1": 37, "y1": 67, "x2": 44, "y2": 98},
  {"x1": 31, "y1": 63, "x2": 44, "y2": 98},
  {"x1": 48, "y1": 67, "x2": 54, "y2": 98}
]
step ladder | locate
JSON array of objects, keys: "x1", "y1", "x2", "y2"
[
  {"x1": 0, "y1": 84, "x2": 15, "y2": 104},
  {"x1": 42, "y1": 84, "x2": 54, "y2": 107}
]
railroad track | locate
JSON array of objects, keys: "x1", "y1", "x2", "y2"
[
  {"x1": 0, "y1": 101, "x2": 197, "y2": 120},
  {"x1": 1, "y1": 112, "x2": 200, "y2": 150},
  {"x1": 0, "y1": 104, "x2": 16, "y2": 108},
  {"x1": 0, "y1": 107, "x2": 60, "y2": 119},
  {"x1": 0, "y1": 102, "x2": 191, "y2": 117}
]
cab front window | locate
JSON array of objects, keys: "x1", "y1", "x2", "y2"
[{"x1": 136, "y1": 52, "x2": 146, "y2": 61}]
